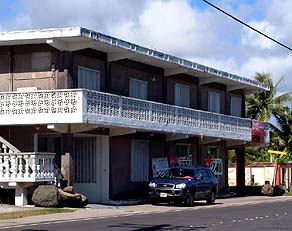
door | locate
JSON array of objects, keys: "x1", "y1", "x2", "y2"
[
  {"x1": 73, "y1": 136, "x2": 103, "y2": 203},
  {"x1": 194, "y1": 169, "x2": 204, "y2": 199}
]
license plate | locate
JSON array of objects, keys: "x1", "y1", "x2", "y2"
[{"x1": 160, "y1": 193, "x2": 167, "y2": 197}]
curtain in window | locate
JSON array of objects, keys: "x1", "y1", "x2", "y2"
[
  {"x1": 230, "y1": 96, "x2": 242, "y2": 117},
  {"x1": 175, "y1": 83, "x2": 190, "y2": 107},
  {"x1": 208, "y1": 91, "x2": 220, "y2": 113},
  {"x1": 129, "y1": 78, "x2": 148, "y2": 100},
  {"x1": 78, "y1": 67, "x2": 101, "y2": 91}
]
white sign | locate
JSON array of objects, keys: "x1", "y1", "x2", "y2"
[
  {"x1": 211, "y1": 158, "x2": 223, "y2": 175},
  {"x1": 152, "y1": 157, "x2": 169, "y2": 178}
]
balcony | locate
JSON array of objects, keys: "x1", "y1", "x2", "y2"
[{"x1": 0, "y1": 89, "x2": 267, "y2": 142}]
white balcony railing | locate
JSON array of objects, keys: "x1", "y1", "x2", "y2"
[
  {"x1": 0, "y1": 89, "x2": 260, "y2": 142},
  {"x1": 0, "y1": 152, "x2": 55, "y2": 183},
  {"x1": 85, "y1": 90, "x2": 252, "y2": 141}
]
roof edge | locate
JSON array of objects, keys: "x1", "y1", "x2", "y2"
[{"x1": 79, "y1": 27, "x2": 269, "y2": 91}]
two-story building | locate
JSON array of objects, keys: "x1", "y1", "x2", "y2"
[{"x1": 0, "y1": 27, "x2": 269, "y2": 206}]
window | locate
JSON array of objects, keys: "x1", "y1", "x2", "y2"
[
  {"x1": 131, "y1": 140, "x2": 149, "y2": 182},
  {"x1": 230, "y1": 96, "x2": 242, "y2": 117},
  {"x1": 175, "y1": 83, "x2": 190, "y2": 107},
  {"x1": 208, "y1": 147, "x2": 219, "y2": 158},
  {"x1": 175, "y1": 144, "x2": 190, "y2": 157},
  {"x1": 78, "y1": 66, "x2": 100, "y2": 91},
  {"x1": 129, "y1": 78, "x2": 148, "y2": 100},
  {"x1": 208, "y1": 91, "x2": 220, "y2": 113},
  {"x1": 32, "y1": 52, "x2": 51, "y2": 70}
]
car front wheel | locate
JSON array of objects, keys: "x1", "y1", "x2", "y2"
[
  {"x1": 185, "y1": 193, "x2": 194, "y2": 207},
  {"x1": 206, "y1": 191, "x2": 216, "y2": 205}
]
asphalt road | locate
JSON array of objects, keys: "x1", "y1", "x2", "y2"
[{"x1": 2, "y1": 200, "x2": 292, "y2": 231}]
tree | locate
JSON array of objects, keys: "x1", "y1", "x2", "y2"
[
  {"x1": 245, "y1": 73, "x2": 292, "y2": 163},
  {"x1": 269, "y1": 107, "x2": 292, "y2": 162},
  {"x1": 246, "y1": 73, "x2": 292, "y2": 122}
]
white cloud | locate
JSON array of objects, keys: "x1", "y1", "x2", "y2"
[{"x1": 240, "y1": 21, "x2": 276, "y2": 50}]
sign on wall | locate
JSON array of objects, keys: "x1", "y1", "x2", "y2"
[
  {"x1": 251, "y1": 121, "x2": 265, "y2": 144},
  {"x1": 211, "y1": 158, "x2": 223, "y2": 175},
  {"x1": 152, "y1": 157, "x2": 169, "y2": 178}
]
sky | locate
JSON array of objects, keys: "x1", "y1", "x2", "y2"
[{"x1": 0, "y1": 0, "x2": 292, "y2": 93}]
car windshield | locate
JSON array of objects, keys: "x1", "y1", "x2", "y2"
[{"x1": 160, "y1": 168, "x2": 194, "y2": 179}]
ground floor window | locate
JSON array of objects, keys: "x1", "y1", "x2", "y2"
[
  {"x1": 74, "y1": 137, "x2": 97, "y2": 183},
  {"x1": 131, "y1": 140, "x2": 149, "y2": 182}
]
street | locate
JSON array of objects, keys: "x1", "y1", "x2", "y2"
[{"x1": 1, "y1": 198, "x2": 292, "y2": 231}]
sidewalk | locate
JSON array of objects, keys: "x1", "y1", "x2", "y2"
[{"x1": 1, "y1": 196, "x2": 292, "y2": 228}]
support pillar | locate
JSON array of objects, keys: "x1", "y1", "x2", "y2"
[
  {"x1": 15, "y1": 184, "x2": 27, "y2": 206},
  {"x1": 236, "y1": 147, "x2": 245, "y2": 196},
  {"x1": 61, "y1": 134, "x2": 74, "y2": 187},
  {"x1": 101, "y1": 136, "x2": 110, "y2": 203}
]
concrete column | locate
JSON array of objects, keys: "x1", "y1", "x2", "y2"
[
  {"x1": 15, "y1": 184, "x2": 27, "y2": 206},
  {"x1": 101, "y1": 136, "x2": 110, "y2": 203},
  {"x1": 236, "y1": 147, "x2": 245, "y2": 196},
  {"x1": 61, "y1": 134, "x2": 74, "y2": 187}
]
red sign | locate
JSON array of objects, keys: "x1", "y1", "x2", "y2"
[
  {"x1": 202, "y1": 157, "x2": 212, "y2": 167},
  {"x1": 252, "y1": 121, "x2": 265, "y2": 144}
]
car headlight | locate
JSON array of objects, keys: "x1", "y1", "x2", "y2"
[
  {"x1": 149, "y1": 182, "x2": 156, "y2": 188},
  {"x1": 175, "y1": 183, "x2": 186, "y2": 189}
]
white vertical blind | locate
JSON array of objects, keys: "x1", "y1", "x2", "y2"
[
  {"x1": 175, "y1": 83, "x2": 190, "y2": 107},
  {"x1": 78, "y1": 66, "x2": 101, "y2": 91},
  {"x1": 230, "y1": 96, "x2": 242, "y2": 117},
  {"x1": 131, "y1": 140, "x2": 149, "y2": 182},
  {"x1": 74, "y1": 137, "x2": 96, "y2": 183},
  {"x1": 129, "y1": 78, "x2": 148, "y2": 100},
  {"x1": 208, "y1": 91, "x2": 221, "y2": 113}
]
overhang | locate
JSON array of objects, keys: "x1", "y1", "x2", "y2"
[{"x1": 0, "y1": 27, "x2": 269, "y2": 93}]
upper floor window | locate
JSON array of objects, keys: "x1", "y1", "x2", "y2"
[
  {"x1": 208, "y1": 91, "x2": 221, "y2": 113},
  {"x1": 129, "y1": 78, "x2": 148, "y2": 100},
  {"x1": 78, "y1": 66, "x2": 100, "y2": 91},
  {"x1": 32, "y1": 52, "x2": 51, "y2": 70},
  {"x1": 230, "y1": 96, "x2": 242, "y2": 117},
  {"x1": 175, "y1": 83, "x2": 190, "y2": 107}
]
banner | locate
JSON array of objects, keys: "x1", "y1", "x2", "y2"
[
  {"x1": 251, "y1": 121, "x2": 265, "y2": 144},
  {"x1": 152, "y1": 157, "x2": 169, "y2": 178}
]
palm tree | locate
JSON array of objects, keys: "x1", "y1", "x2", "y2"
[
  {"x1": 269, "y1": 107, "x2": 292, "y2": 162},
  {"x1": 246, "y1": 73, "x2": 292, "y2": 122},
  {"x1": 245, "y1": 73, "x2": 292, "y2": 163}
]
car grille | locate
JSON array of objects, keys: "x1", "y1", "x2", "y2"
[{"x1": 157, "y1": 183, "x2": 175, "y2": 189}]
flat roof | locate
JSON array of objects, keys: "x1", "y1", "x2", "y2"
[{"x1": 0, "y1": 27, "x2": 269, "y2": 92}]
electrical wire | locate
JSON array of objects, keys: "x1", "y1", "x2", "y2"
[{"x1": 201, "y1": 0, "x2": 292, "y2": 52}]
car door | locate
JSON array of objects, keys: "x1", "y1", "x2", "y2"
[
  {"x1": 200, "y1": 169, "x2": 211, "y2": 198},
  {"x1": 194, "y1": 169, "x2": 204, "y2": 199}
]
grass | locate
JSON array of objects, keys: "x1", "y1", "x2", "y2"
[
  {"x1": 0, "y1": 208, "x2": 75, "y2": 220},
  {"x1": 283, "y1": 191, "x2": 292, "y2": 196}
]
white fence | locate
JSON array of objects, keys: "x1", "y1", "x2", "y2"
[
  {"x1": 0, "y1": 152, "x2": 55, "y2": 182},
  {"x1": 0, "y1": 89, "x2": 267, "y2": 142}
]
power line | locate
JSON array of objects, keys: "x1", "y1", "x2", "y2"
[{"x1": 201, "y1": 0, "x2": 292, "y2": 52}]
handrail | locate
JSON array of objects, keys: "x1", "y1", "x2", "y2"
[{"x1": 0, "y1": 136, "x2": 20, "y2": 153}]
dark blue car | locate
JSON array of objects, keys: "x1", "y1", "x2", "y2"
[{"x1": 148, "y1": 166, "x2": 218, "y2": 206}]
